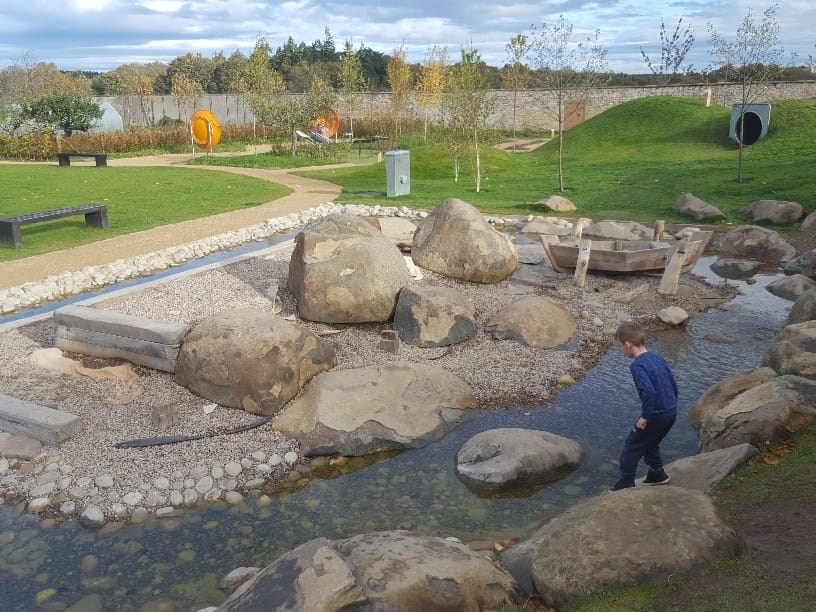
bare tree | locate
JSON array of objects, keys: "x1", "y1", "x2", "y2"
[
  {"x1": 529, "y1": 15, "x2": 608, "y2": 192},
  {"x1": 708, "y1": 4, "x2": 785, "y2": 182},
  {"x1": 502, "y1": 34, "x2": 532, "y2": 149},
  {"x1": 641, "y1": 17, "x2": 695, "y2": 83}
]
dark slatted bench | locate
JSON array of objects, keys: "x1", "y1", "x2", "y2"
[
  {"x1": 0, "y1": 204, "x2": 108, "y2": 248},
  {"x1": 57, "y1": 152, "x2": 107, "y2": 166}
]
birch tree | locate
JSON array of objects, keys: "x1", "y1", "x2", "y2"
[
  {"x1": 503, "y1": 34, "x2": 532, "y2": 149},
  {"x1": 529, "y1": 15, "x2": 608, "y2": 192},
  {"x1": 444, "y1": 46, "x2": 496, "y2": 193},
  {"x1": 338, "y1": 41, "x2": 367, "y2": 139},
  {"x1": 386, "y1": 46, "x2": 412, "y2": 140},
  {"x1": 640, "y1": 17, "x2": 696, "y2": 83},
  {"x1": 708, "y1": 4, "x2": 785, "y2": 182}
]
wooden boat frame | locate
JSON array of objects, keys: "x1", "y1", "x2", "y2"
[{"x1": 541, "y1": 230, "x2": 713, "y2": 275}]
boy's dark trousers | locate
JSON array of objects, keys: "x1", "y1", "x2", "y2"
[{"x1": 619, "y1": 413, "x2": 676, "y2": 481}]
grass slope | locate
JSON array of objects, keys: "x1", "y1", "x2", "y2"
[
  {"x1": 0, "y1": 166, "x2": 290, "y2": 261},
  {"x1": 301, "y1": 96, "x2": 815, "y2": 223}
]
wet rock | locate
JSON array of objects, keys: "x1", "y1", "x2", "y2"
[
  {"x1": 393, "y1": 286, "x2": 477, "y2": 347},
  {"x1": 766, "y1": 274, "x2": 816, "y2": 301},
  {"x1": 709, "y1": 258, "x2": 761, "y2": 279},
  {"x1": 455, "y1": 428, "x2": 584, "y2": 489},
  {"x1": 273, "y1": 363, "x2": 476, "y2": 457},
  {"x1": 80, "y1": 505, "x2": 106, "y2": 529},
  {"x1": 657, "y1": 306, "x2": 688, "y2": 325}
]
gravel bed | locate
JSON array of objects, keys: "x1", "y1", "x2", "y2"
[{"x1": 0, "y1": 235, "x2": 738, "y2": 525}]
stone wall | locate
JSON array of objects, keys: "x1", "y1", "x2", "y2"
[{"x1": 102, "y1": 81, "x2": 814, "y2": 132}]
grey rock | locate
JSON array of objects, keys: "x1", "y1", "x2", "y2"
[
  {"x1": 393, "y1": 286, "x2": 477, "y2": 347},
  {"x1": 783, "y1": 250, "x2": 816, "y2": 279},
  {"x1": 762, "y1": 320, "x2": 816, "y2": 377},
  {"x1": 455, "y1": 428, "x2": 584, "y2": 489},
  {"x1": 79, "y1": 505, "x2": 106, "y2": 529},
  {"x1": 688, "y1": 367, "x2": 777, "y2": 429},
  {"x1": 717, "y1": 225, "x2": 796, "y2": 264},
  {"x1": 674, "y1": 193, "x2": 726, "y2": 221},
  {"x1": 710, "y1": 258, "x2": 762, "y2": 279},
  {"x1": 738, "y1": 199, "x2": 803, "y2": 224},
  {"x1": 766, "y1": 274, "x2": 816, "y2": 301},
  {"x1": 787, "y1": 287, "x2": 816, "y2": 325},
  {"x1": 658, "y1": 444, "x2": 758, "y2": 492}
]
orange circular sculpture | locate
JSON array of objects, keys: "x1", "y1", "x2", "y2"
[
  {"x1": 190, "y1": 109, "x2": 221, "y2": 148},
  {"x1": 312, "y1": 107, "x2": 339, "y2": 138}
]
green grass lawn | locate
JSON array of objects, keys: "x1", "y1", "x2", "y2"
[
  {"x1": 299, "y1": 97, "x2": 816, "y2": 224},
  {"x1": 0, "y1": 166, "x2": 290, "y2": 261},
  {"x1": 2, "y1": 96, "x2": 813, "y2": 262}
]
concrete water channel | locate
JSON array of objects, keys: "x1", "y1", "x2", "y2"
[{"x1": 0, "y1": 253, "x2": 792, "y2": 610}]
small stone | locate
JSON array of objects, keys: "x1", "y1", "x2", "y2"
[
  {"x1": 60, "y1": 501, "x2": 76, "y2": 515},
  {"x1": 250, "y1": 451, "x2": 267, "y2": 463},
  {"x1": 81, "y1": 554, "x2": 99, "y2": 574},
  {"x1": 169, "y1": 491, "x2": 184, "y2": 507},
  {"x1": 211, "y1": 466, "x2": 224, "y2": 480},
  {"x1": 225, "y1": 491, "x2": 244, "y2": 504},
  {"x1": 203, "y1": 488, "x2": 222, "y2": 501},
  {"x1": 27, "y1": 497, "x2": 51, "y2": 513},
  {"x1": 284, "y1": 451, "x2": 299, "y2": 465},
  {"x1": 130, "y1": 508, "x2": 151, "y2": 523},
  {"x1": 122, "y1": 492, "x2": 144, "y2": 506},
  {"x1": 255, "y1": 464, "x2": 272, "y2": 474},
  {"x1": 183, "y1": 489, "x2": 198, "y2": 507},
  {"x1": 153, "y1": 477, "x2": 170, "y2": 490},
  {"x1": 240, "y1": 458, "x2": 253, "y2": 469},
  {"x1": 224, "y1": 462, "x2": 242, "y2": 477},
  {"x1": 80, "y1": 506, "x2": 106, "y2": 529},
  {"x1": 243, "y1": 478, "x2": 265, "y2": 489},
  {"x1": 110, "y1": 503, "x2": 129, "y2": 518},
  {"x1": 268, "y1": 454, "x2": 282, "y2": 467},
  {"x1": 195, "y1": 475, "x2": 214, "y2": 494},
  {"x1": 286, "y1": 471, "x2": 301, "y2": 482},
  {"x1": 76, "y1": 476, "x2": 92, "y2": 488},
  {"x1": 95, "y1": 475, "x2": 114, "y2": 488},
  {"x1": 557, "y1": 374, "x2": 576, "y2": 386}
]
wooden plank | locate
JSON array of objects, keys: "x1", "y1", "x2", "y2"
[
  {"x1": 659, "y1": 242, "x2": 690, "y2": 295},
  {"x1": 55, "y1": 326, "x2": 181, "y2": 358},
  {"x1": 0, "y1": 393, "x2": 82, "y2": 444}
]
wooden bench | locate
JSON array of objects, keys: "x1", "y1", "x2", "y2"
[
  {"x1": 0, "y1": 204, "x2": 108, "y2": 248},
  {"x1": 54, "y1": 305, "x2": 191, "y2": 373},
  {"x1": 57, "y1": 151, "x2": 107, "y2": 166}
]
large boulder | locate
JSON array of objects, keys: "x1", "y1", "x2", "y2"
[
  {"x1": 533, "y1": 195, "x2": 576, "y2": 212},
  {"x1": 717, "y1": 225, "x2": 796, "y2": 264},
  {"x1": 687, "y1": 367, "x2": 777, "y2": 429},
  {"x1": 393, "y1": 285, "x2": 477, "y2": 347},
  {"x1": 272, "y1": 363, "x2": 477, "y2": 456},
  {"x1": 288, "y1": 214, "x2": 411, "y2": 323},
  {"x1": 501, "y1": 487, "x2": 739, "y2": 608},
  {"x1": 783, "y1": 250, "x2": 816, "y2": 279},
  {"x1": 738, "y1": 200, "x2": 803, "y2": 224},
  {"x1": 763, "y1": 320, "x2": 816, "y2": 378},
  {"x1": 412, "y1": 198, "x2": 518, "y2": 283},
  {"x1": 175, "y1": 309, "x2": 337, "y2": 415},
  {"x1": 455, "y1": 428, "x2": 584, "y2": 489},
  {"x1": 674, "y1": 193, "x2": 726, "y2": 221},
  {"x1": 766, "y1": 274, "x2": 816, "y2": 301},
  {"x1": 800, "y1": 211, "x2": 816, "y2": 235},
  {"x1": 787, "y1": 287, "x2": 816, "y2": 324},
  {"x1": 698, "y1": 375, "x2": 816, "y2": 451},
  {"x1": 485, "y1": 296, "x2": 575, "y2": 349},
  {"x1": 219, "y1": 531, "x2": 521, "y2": 611},
  {"x1": 709, "y1": 257, "x2": 761, "y2": 280}
]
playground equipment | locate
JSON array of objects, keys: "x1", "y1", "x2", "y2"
[{"x1": 190, "y1": 109, "x2": 221, "y2": 152}]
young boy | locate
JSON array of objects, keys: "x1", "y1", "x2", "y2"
[{"x1": 610, "y1": 322, "x2": 678, "y2": 491}]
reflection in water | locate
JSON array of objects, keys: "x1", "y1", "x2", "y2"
[{"x1": 0, "y1": 258, "x2": 793, "y2": 610}]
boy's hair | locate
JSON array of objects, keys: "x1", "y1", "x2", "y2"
[{"x1": 615, "y1": 322, "x2": 646, "y2": 347}]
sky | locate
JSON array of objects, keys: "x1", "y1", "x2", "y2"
[{"x1": 0, "y1": 1, "x2": 814, "y2": 74}]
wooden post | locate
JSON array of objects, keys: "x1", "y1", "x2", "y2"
[
  {"x1": 658, "y1": 242, "x2": 689, "y2": 295},
  {"x1": 574, "y1": 239, "x2": 592, "y2": 288},
  {"x1": 654, "y1": 220, "x2": 665, "y2": 240},
  {"x1": 572, "y1": 217, "x2": 591, "y2": 239}
]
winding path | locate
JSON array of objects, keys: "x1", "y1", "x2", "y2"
[{"x1": 0, "y1": 152, "x2": 356, "y2": 289}]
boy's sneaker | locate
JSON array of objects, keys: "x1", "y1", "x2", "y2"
[
  {"x1": 609, "y1": 479, "x2": 635, "y2": 492},
  {"x1": 643, "y1": 468, "x2": 670, "y2": 485}
]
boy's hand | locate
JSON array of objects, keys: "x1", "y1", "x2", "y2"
[{"x1": 636, "y1": 417, "x2": 648, "y2": 430}]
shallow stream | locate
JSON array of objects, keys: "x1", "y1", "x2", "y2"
[{"x1": 0, "y1": 258, "x2": 792, "y2": 611}]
